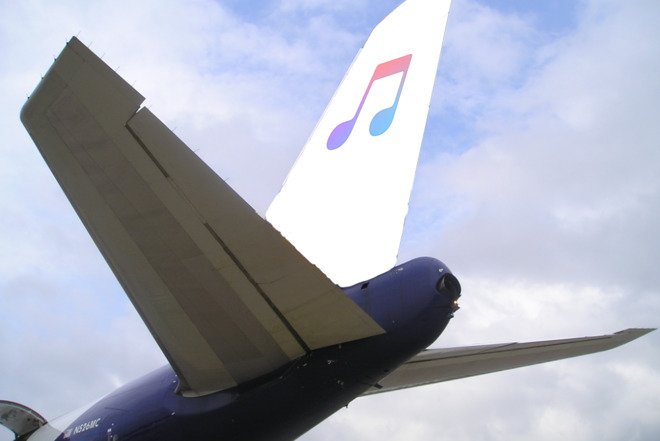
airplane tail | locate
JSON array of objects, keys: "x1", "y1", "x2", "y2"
[{"x1": 266, "y1": 0, "x2": 452, "y2": 286}]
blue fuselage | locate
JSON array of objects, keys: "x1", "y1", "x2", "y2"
[{"x1": 44, "y1": 257, "x2": 460, "y2": 441}]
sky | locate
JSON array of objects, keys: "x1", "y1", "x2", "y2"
[{"x1": 1, "y1": 0, "x2": 659, "y2": 440}]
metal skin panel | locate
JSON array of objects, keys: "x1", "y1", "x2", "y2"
[{"x1": 21, "y1": 36, "x2": 383, "y2": 397}]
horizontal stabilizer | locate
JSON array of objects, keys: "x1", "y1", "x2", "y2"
[
  {"x1": 362, "y1": 328, "x2": 655, "y2": 395},
  {"x1": 21, "y1": 37, "x2": 384, "y2": 396}
]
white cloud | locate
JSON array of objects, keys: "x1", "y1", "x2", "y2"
[{"x1": 1, "y1": 0, "x2": 658, "y2": 440}]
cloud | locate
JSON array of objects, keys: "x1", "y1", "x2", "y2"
[
  {"x1": 405, "y1": 0, "x2": 660, "y2": 286},
  {"x1": 1, "y1": 0, "x2": 658, "y2": 440}
]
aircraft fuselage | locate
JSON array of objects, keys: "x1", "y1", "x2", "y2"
[{"x1": 31, "y1": 257, "x2": 459, "y2": 441}]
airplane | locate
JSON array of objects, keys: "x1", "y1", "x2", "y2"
[{"x1": 4, "y1": 0, "x2": 653, "y2": 440}]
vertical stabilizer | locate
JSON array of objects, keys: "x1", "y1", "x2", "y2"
[{"x1": 267, "y1": 0, "x2": 451, "y2": 286}]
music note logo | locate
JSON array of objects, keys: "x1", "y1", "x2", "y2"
[{"x1": 327, "y1": 54, "x2": 412, "y2": 150}]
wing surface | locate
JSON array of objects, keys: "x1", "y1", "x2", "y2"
[
  {"x1": 21, "y1": 37, "x2": 384, "y2": 396},
  {"x1": 362, "y1": 328, "x2": 654, "y2": 395}
]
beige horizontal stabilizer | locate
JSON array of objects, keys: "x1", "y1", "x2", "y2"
[{"x1": 21, "y1": 37, "x2": 384, "y2": 396}]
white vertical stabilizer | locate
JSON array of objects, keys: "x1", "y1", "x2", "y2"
[{"x1": 267, "y1": 0, "x2": 451, "y2": 286}]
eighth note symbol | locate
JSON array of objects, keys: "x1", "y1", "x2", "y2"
[{"x1": 327, "y1": 54, "x2": 412, "y2": 150}]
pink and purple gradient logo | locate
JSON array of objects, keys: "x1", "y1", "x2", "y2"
[{"x1": 327, "y1": 54, "x2": 412, "y2": 150}]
